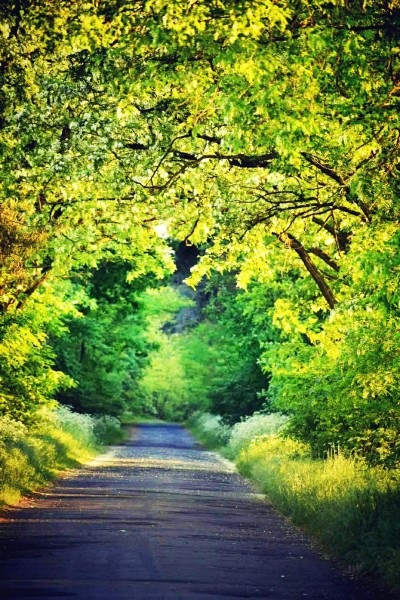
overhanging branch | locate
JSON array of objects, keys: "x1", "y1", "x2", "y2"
[{"x1": 274, "y1": 231, "x2": 337, "y2": 309}]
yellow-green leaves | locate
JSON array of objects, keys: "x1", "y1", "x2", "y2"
[{"x1": 0, "y1": 0, "x2": 399, "y2": 465}]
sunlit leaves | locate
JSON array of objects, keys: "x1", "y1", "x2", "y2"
[{"x1": 0, "y1": 0, "x2": 399, "y2": 465}]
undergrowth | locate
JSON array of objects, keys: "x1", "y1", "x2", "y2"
[
  {"x1": 187, "y1": 411, "x2": 231, "y2": 448},
  {"x1": 191, "y1": 411, "x2": 400, "y2": 595},
  {"x1": 0, "y1": 406, "x2": 123, "y2": 508}
]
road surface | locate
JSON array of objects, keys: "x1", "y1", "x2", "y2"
[{"x1": 0, "y1": 424, "x2": 385, "y2": 599}]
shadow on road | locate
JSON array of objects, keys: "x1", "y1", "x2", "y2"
[{"x1": 0, "y1": 424, "x2": 390, "y2": 600}]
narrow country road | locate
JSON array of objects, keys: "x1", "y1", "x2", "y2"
[{"x1": 0, "y1": 424, "x2": 383, "y2": 599}]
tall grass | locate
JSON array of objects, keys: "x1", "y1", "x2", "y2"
[
  {"x1": 0, "y1": 406, "x2": 123, "y2": 508},
  {"x1": 192, "y1": 411, "x2": 400, "y2": 595},
  {"x1": 237, "y1": 435, "x2": 400, "y2": 592}
]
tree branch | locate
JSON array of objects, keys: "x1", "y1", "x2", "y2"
[
  {"x1": 16, "y1": 269, "x2": 51, "y2": 311},
  {"x1": 307, "y1": 247, "x2": 340, "y2": 272},
  {"x1": 301, "y1": 152, "x2": 345, "y2": 186},
  {"x1": 301, "y1": 152, "x2": 371, "y2": 221},
  {"x1": 312, "y1": 217, "x2": 350, "y2": 252},
  {"x1": 274, "y1": 231, "x2": 337, "y2": 309},
  {"x1": 172, "y1": 150, "x2": 277, "y2": 168}
]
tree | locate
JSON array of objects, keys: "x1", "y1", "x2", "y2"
[
  {"x1": 1, "y1": 1, "x2": 399, "y2": 312},
  {"x1": 53, "y1": 262, "x2": 154, "y2": 416},
  {"x1": 135, "y1": 286, "x2": 195, "y2": 419},
  {"x1": 0, "y1": 1, "x2": 399, "y2": 463}
]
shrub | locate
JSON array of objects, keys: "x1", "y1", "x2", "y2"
[
  {"x1": 188, "y1": 412, "x2": 231, "y2": 448},
  {"x1": 0, "y1": 407, "x2": 99, "y2": 508},
  {"x1": 93, "y1": 415, "x2": 124, "y2": 445},
  {"x1": 54, "y1": 405, "x2": 96, "y2": 447},
  {"x1": 0, "y1": 416, "x2": 27, "y2": 444},
  {"x1": 227, "y1": 411, "x2": 289, "y2": 457}
]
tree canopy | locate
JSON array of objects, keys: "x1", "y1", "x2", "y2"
[{"x1": 0, "y1": 0, "x2": 399, "y2": 465}]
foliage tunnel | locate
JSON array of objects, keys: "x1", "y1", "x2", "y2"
[{"x1": 0, "y1": 0, "x2": 399, "y2": 466}]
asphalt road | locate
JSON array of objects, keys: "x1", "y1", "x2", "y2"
[{"x1": 0, "y1": 423, "x2": 386, "y2": 599}]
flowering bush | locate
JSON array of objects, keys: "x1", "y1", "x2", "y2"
[
  {"x1": 0, "y1": 405, "x2": 123, "y2": 508},
  {"x1": 228, "y1": 412, "x2": 289, "y2": 456},
  {"x1": 0, "y1": 416, "x2": 27, "y2": 444},
  {"x1": 190, "y1": 412, "x2": 231, "y2": 447},
  {"x1": 55, "y1": 405, "x2": 96, "y2": 447}
]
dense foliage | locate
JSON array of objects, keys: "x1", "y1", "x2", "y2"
[
  {"x1": 53, "y1": 261, "x2": 160, "y2": 416},
  {"x1": 0, "y1": 1, "x2": 399, "y2": 466}
]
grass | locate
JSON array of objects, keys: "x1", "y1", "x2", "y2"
[
  {"x1": 0, "y1": 426, "x2": 95, "y2": 507},
  {"x1": 236, "y1": 435, "x2": 400, "y2": 595},
  {"x1": 188, "y1": 411, "x2": 400, "y2": 596},
  {"x1": 0, "y1": 408, "x2": 124, "y2": 508}
]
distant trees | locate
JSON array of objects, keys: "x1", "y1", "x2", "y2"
[{"x1": 53, "y1": 262, "x2": 157, "y2": 416}]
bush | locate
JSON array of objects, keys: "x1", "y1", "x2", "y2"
[
  {"x1": 54, "y1": 405, "x2": 97, "y2": 447},
  {"x1": 93, "y1": 415, "x2": 124, "y2": 445},
  {"x1": 0, "y1": 416, "x2": 27, "y2": 444},
  {"x1": 188, "y1": 412, "x2": 231, "y2": 448},
  {"x1": 227, "y1": 411, "x2": 288, "y2": 457},
  {"x1": 0, "y1": 405, "x2": 122, "y2": 509}
]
